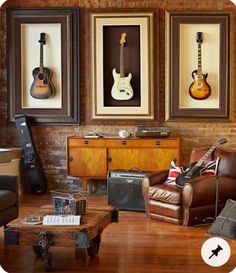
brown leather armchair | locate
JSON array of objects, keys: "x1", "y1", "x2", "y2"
[
  {"x1": 0, "y1": 175, "x2": 19, "y2": 227},
  {"x1": 142, "y1": 148, "x2": 236, "y2": 226}
]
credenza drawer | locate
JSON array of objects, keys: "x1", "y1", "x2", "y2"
[
  {"x1": 105, "y1": 138, "x2": 179, "y2": 148},
  {"x1": 68, "y1": 138, "x2": 106, "y2": 147}
]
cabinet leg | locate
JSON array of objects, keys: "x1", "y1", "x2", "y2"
[
  {"x1": 81, "y1": 178, "x2": 88, "y2": 191},
  {"x1": 87, "y1": 234, "x2": 101, "y2": 257}
]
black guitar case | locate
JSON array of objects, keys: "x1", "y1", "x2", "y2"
[{"x1": 15, "y1": 115, "x2": 47, "y2": 194}]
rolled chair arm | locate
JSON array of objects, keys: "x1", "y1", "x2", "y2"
[
  {"x1": 183, "y1": 175, "x2": 236, "y2": 209},
  {"x1": 0, "y1": 175, "x2": 18, "y2": 193},
  {"x1": 143, "y1": 170, "x2": 169, "y2": 187},
  {"x1": 0, "y1": 175, "x2": 19, "y2": 212}
]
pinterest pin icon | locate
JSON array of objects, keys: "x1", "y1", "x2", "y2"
[
  {"x1": 0, "y1": 0, "x2": 7, "y2": 7},
  {"x1": 201, "y1": 237, "x2": 231, "y2": 267},
  {"x1": 0, "y1": 265, "x2": 8, "y2": 273}
]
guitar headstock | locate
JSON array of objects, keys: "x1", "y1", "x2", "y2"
[
  {"x1": 219, "y1": 138, "x2": 227, "y2": 145},
  {"x1": 38, "y1": 33, "x2": 46, "y2": 45},
  {"x1": 196, "y1": 32, "x2": 204, "y2": 44},
  {"x1": 120, "y1": 33, "x2": 127, "y2": 45}
]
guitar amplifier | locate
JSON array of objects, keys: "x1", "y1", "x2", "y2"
[{"x1": 107, "y1": 170, "x2": 150, "y2": 211}]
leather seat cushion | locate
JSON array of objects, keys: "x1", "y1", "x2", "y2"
[
  {"x1": 148, "y1": 199, "x2": 182, "y2": 220},
  {"x1": 0, "y1": 190, "x2": 17, "y2": 211},
  {"x1": 148, "y1": 184, "x2": 182, "y2": 205}
]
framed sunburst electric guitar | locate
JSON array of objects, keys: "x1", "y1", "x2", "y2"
[
  {"x1": 30, "y1": 33, "x2": 55, "y2": 99},
  {"x1": 189, "y1": 32, "x2": 211, "y2": 100},
  {"x1": 111, "y1": 32, "x2": 134, "y2": 101}
]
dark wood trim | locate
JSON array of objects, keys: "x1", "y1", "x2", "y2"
[
  {"x1": 7, "y1": 8, "x2": 80, "y2": 124},
  {"x1": 168, "y1": 12, "x2": 230, "y2": 119}
]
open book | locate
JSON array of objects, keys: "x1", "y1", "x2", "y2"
[{"x1": 43, "y1": 215, "x2": 81, "y2": 226}]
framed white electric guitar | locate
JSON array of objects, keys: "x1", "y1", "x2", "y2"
[{"x1": 111, "y1": 33, "x2": 134, "y2": 101}]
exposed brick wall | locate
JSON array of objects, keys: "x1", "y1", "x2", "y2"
[{"x1": 0, "y1": 0, "x2": 235, "y2": 189}]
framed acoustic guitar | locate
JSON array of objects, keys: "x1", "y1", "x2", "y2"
[
  {"x1": 111, "y1": 32, "x2": 134, "y2": 101},
  {"x1": 30, "y1": 33, "x2": 55, "y2": 99},
  {"x1": 189, "y1": 32, "x2": 211, "y2": 100}
]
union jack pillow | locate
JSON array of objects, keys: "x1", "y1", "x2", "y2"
[
  {"x1": 165, "y1": 159, "x2": 185, "y2": 186},
  {"x1": 165, "y1": 158, "x2": 220, "y2": 186},
  {"x1": 200, "y1": 157, "x2": 220, "y2": 177}
]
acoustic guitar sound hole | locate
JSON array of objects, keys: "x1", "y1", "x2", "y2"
[{"x1": 38, "y1": 73, "x2": 45, "y2": 80}]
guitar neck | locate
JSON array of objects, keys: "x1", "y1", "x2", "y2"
[
  {"x1": 120, "y1": 44, "x2": 125, "y2": 78},
  {"x1": 39, "y1": 44, "x2": 44, "y2": 73},
  {"x1": 199, "y1": 142, "x2": 220, "y2": 163},
  {"x1": 197, "y1": 43, "x2": 202, "y2": 75}
]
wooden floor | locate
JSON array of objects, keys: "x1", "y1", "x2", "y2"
[{"x1": 0, "y1": 194, "x2": 235, "y2": 273}]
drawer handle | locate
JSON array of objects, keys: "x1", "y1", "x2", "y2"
[
  {"x1": 121, "y1": 141, "x2": 127, "y2": 145},
  {"x1": 108, "y1": 157, "x2": 112, "y2": 163},
  {"x1": 84, "y1": 140, "x2": 89, "y2": 145},
  {"x1": 69, "y1": 156, "x2": 73, "y2": 162},
  {"x1": 155, "y1": 141, "x2": 160, "y2": 145}
]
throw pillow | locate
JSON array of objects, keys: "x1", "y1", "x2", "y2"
[
  {"x1": 165, "y1": 159, "x2": 185, "y2": 186},
  {"x1": 208, "y1": 199, "x2": 236, "y2": 240},
  {"x1": 200, "y1": 157, "x2": 220, "y2": 177},
  {"x1": 165, "y1": 157, "x2": 220, "y2": 186}
]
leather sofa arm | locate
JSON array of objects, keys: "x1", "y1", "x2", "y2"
[
  {"x1": 0, "y1": 175, "x2": 19, "y2": 211},
  {"x1": 183, "y1": 176, "x2": 236, "y2": 209},
  {"x1": 0, "y1": 175, "x2": 18, "y2": 194}
]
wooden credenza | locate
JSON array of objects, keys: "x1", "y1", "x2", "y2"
[{"x1": 67, "y1": 137, "x2": 181, "y2": 190}]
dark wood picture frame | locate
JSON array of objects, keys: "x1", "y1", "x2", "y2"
[
  {"x1": 91, "y1": 12, "x2": 155, "y2": 120},
  {"x1": 166, "y1": 12, "x2": 230, "y2": 120},
  {"x1": 7, "y1": 8, "x2": 79, "y2": 124}
]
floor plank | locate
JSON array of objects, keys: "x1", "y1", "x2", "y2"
[{"x1": 0, "y1": 194, "x2": 235, "y2": 273}]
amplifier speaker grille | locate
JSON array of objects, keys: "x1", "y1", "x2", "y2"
[{"x1": 107, "y1": 170, "x2": 149, "y2": 211}]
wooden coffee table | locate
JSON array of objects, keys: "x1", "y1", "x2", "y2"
[{"x1": 4, "y1": 205, "x2": 118, "y2": 271}]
